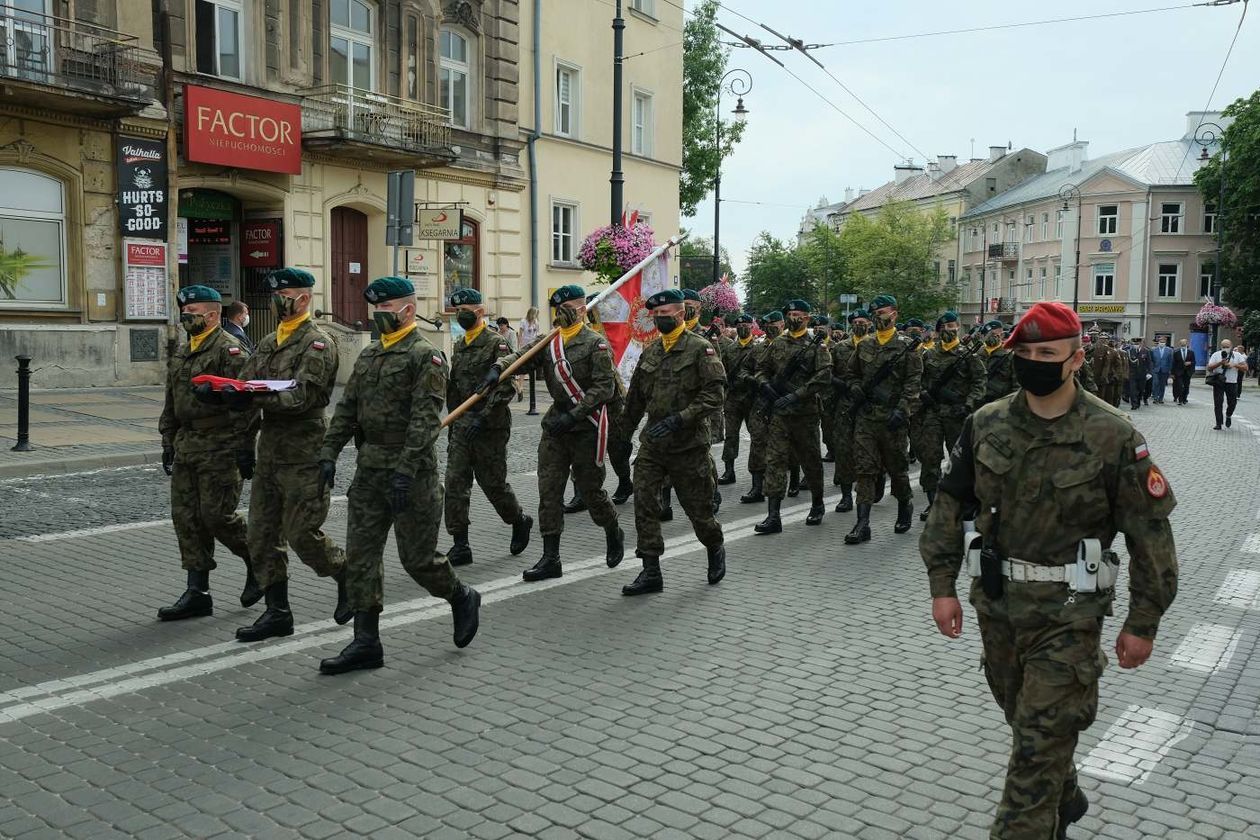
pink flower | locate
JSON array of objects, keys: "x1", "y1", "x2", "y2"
[
  {"x1": 1194, "y1": 302, "x2": 1237, "y2": 328},
  {"x1": 579, "y1": 222, "x2": 657, "y2": 281}
]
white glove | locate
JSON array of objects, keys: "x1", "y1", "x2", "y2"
[{"x1": 1146, "y1": 373, "x2": 1152, "y2": 380}]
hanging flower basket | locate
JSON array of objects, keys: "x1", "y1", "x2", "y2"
[
  {"x1": 699, "y1": 278, "x2": 742, "y2": 323},
  {"x1": 578, "y1": 222, "x2": 657, "y2": 284},
  {"x1": 1194, "y1": 302, "x2": 1237, "y2": 329}
]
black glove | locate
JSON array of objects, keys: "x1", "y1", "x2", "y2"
[
  {"x1": 192, "y1": 383, "x2": 221, "y2": 404},
  {"x1": 221, "y1": 387, "x2": 254, "y2": 410},
  {"x1": 646, "y1": 413, "x2": 683, "y2": 440},
  {"x1": 479, "y1": 368, "x2": 502, "y2": 392},
  {"x1": 318, "y1": 459, "x2": 337, "y2": 491},
  {"x1": 773, "y1": 392, "x2": 799, "y2": 412},
  {"x1": 236, "y1": 449, "x2": 255, "y2": 480},
  {"x1": 541, "y1": 411, "x2": 578, "y2": 435},
  {"x1": 389, "y1": 471, "x2": 413, "y2": 514},
  {"x1": 918, "y1": 390, "x2": 935, "y2": 408},
  {"x1": 161, "y1": 445, "x2": 175, "y2": 476},
  {"x1": 462, "y1": 413, "x2": 484, "y2": 443},
  {"x1": 739, "y1": 373, "x2": 760, "y2": 390},
  {"x1": 886, "y1": 409, "x2": 907, "y2": 431},
  {"x1": 759, "y1": 383, "x2": 779, "y2": 404}
]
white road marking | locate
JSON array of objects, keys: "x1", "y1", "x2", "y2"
[
  {"x1": 1081, "y1": 706, "x2": 1196, "y2": 784},
  {"x1": 1242, "y1": 534, "x2": 1260, "y2": 554},
  {"x1": 1167, "y1": 623, "x2": 1242, "y2": 673},
  {"x1": 0, "y1": 464, "x2": 158, "y2": 485},
  {"x1": 1215, "y1": 569, "x2": 1260, "y2": 609}
]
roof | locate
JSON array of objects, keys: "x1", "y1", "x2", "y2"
[{"x1": 841, "y1": 158, "x2": 1000, "y2": 214}]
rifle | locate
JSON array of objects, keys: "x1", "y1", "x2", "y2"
[
  {"x1": 851, "y1": 336, "x2": 921, "y2": 415},
  {"x1": 924, "y1": 341, "x2": 981, "y2": 409},
  {"x1": 726, "y1": 341, "x2": 758, "y2": 390},
  {"x1": 759, "y1": 331, "x2": 826, "y2": 417}
]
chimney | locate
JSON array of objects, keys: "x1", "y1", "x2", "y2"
[
  {"x1": 988, "y1": 145, "x2": 1006, "y2": 163},
  {"x1": 894, "y1": 163, "x2": 923, "y2": 185},
  {"x1": 844, "y1": 187, "x2": 855, "y2": 202},
  {"x1": 1046, "y1": 140, "x2": 1089, "y2": 173},
  {"x1": 859, "y1": 188, "x2": 871, "y2": 197},
  {"x1": 926, "y1": 161, "x2": 941, "y2": 180},
  {"x1": 1185, "y1": 110, "x2": 1226, "y2": 139},
  {"x1": 937, "y1": 155, "x2": 957, "y2": 174}
]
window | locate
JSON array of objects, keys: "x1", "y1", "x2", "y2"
[
  {"x1": 551, "y1": 201, "x2": 577, "y2": 265},
  {"x1": 969, "y1": 227, "x2": 978, "y2": 251},
  {"x1": 1160, "y1": 202, "x2": 1181, "y2": 234},
  {"x1": 1041, "y1": 212, "x2": 1049, "y2": 240},
  {"x1": 555, "y1": 63, "x2": 579, "y2": 137},
  {"x1": 1039, "y1": 266, "x2": 1047, "y2": 299},
  {"x1": 1157, "y1": 263, "x2": 1178, "y2": 299},
  {"x1": 1056, "y1": 209, "x2": 1064, "y2": 238},
  {"x1": 1005, "y1": 221, "x2": 1015, "y2": 243},
  {"x1": 1024, "y1": 216, "x2": 1034, "y2": 242},
  {"x1": 1203, "y1": 202, "x2": 1217, "y2": 234},
  {"x1": 985, "y1": 177, "x2": 997, "y2": 193},
  {"x1": 331, "y1": 0, "x2": 374, "y2": 90},
  {"x1": 947, "y1": 259, "x2": 955, "y2": 285},
  {"x1": 630, "y1": 0, "x2": 656, "y2": 15},
  {"x1": 1199, "y1": 263, "x2": 1215, "y2": 299},
  {"x1": 0, "y1": 168, "x2": 67, "y2": 308},
  {"x1": 443, "y1": 218, "x2": 479, "y2": 303},
  {"x1": 440, "y1": 28, "x2": 471, "y2": 127},
  {"x1": 195, "y1": 0, "x2": 243, "y2": 79},
  {"x1": 1097, "y1": 205, "x2": 1118, "y2": 235},
  {"x1": 632, "y1": 90, "x2": 653, "y2": 156},
  {"x1": 1093, "y1": 263, "x2": 1115, "y2": 298}
]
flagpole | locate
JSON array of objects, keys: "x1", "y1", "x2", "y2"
[{"x1": 440, "y1": 233, "x2": 687, "y2": 428}]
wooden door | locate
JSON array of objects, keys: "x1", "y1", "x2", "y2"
[{"x1": 330, "y1": 206, "x2": 369, "y2": 328}]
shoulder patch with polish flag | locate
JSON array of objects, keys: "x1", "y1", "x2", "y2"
[
  {"x1": 311, "y1": 341, "x2": 326, "y2": 351},
  {"x1": 227, "y1": 346, "x2": 241, "y2": 356},
  {"x1": 431, "y1": 355, "x2": 444, "y2": 366},
  {"x1": 1134, "y1": 442, "x2": 1149, "y2": 460},
  {"x1": 705, "y1": 347, "x2": 715, "y2": 356},
  {"x1": 1146, "y1": 464, "x2": 1168, "y2": 499},
  {"x1": 598, "y1": 342, "x2": 608, "y2": 351}
]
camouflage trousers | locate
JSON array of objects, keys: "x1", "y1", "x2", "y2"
[
  {"x1": 247, "y1": 460, "x2": 346, "y2": 589},
  {"x1": 537, "y1": 427, "x2": 618, "y2": 537},
  {"x1": 977, "y1": 604, "x2": 1104, "y2": 840},
  {"x1": 831, "y1": 406, "x2": 858, "y2": 485},
  {"x1": 171, "y1": 449, "x2": 249, "y2": 572},
  {"x1": 346, "y1": 467, "x2": 457, "y2": 612},
  {"x1": 633, "y1": 444, "x2": 723, "y2": 558},
  {"x1": 819, "y1": 397, "x2": 837, "y2": 454},
  {"x1": 444, "y1": 425, "x2": 523, "y2": 534},
  {"x1": 1104, "y1": 382, "x2": 1123, "y2": 407},
  {"x1": 763, "y1": 413, "x2": 823, "y2": 499},
  {"x1": 853, "y1": 412, "x2": 912, "y2": 505},
  {"x1": 721, "y1": 397, "x2": 756, "y2": 467},
  {"x1": 910, "y1": 406, "x2": 967, "y2": 494}
]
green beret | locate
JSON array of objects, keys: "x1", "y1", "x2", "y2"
[
  {"x1": 764, "y1": 310, "x2": 784, "y2": 322},
  {"x1": 869, "y1": 293, "x2": 897, "y2": 311},
  {"x1": 267, "y1": 267, "x2": 316, "y2": 290},
  {"x1": 906, "y1": 318, "x2": 925, "y2": 329},
  {"x1": 940, "y1": 310, "x2": 960, "y2": 325},
  {"x1": 364, "y1": 276, "x2": 414, "y2": 304},
  {"x1": 983, "y1": 319, "x2": 1005, "y2": 332},
  {"x1": 896, "y1": 322, "x2": 906, "y2": 330},
  {"x1": 448, "y1": 287, "x2": 482, "y2": 307},
  {"x1": 175, "y1": 285, "x2": 222, "y2": 306},
  {"x1": 646, "y1": 288, "x2": 685, "y2": 309},
  {"x1": 549, "y1": 284, "x2": 585, "y2": 306},
  {"x1": 810, "y1": 314, "x2": 830, "y2": 327},
  {"x1": 681, "y1": 289, "x2": 702, "y2": 302},
  {"x1": 783, "y1": 298, "x2": 813, "y2": 314},
  {"x1": 735, "y1": 313, "x2": 755, "y2": 324},
  {"x1": 848, "y1": 308, "x2": 870, "y2": 322}
]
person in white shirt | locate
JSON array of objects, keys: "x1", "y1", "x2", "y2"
[{"x1": 1208, "y1": 339, "x2": 1248, "y2": 430}]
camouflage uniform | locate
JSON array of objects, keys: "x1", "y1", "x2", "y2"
[
  {"x1": 922, "y1": 385, "x2": 1177, "y2": 839},
  {"x1": 845, "y1": 333, "x2": 923, "y2": 505},
  {"x1": 1107, "y1": 346, "x2": 1129, "y2": 408},
  {"x1": 818, "y1": 338, "x2": 838, "y2": 457},
  {"x1": 320, "y1": 327, "x2": 458, "y2": 611},
  {"x1": 159, "y1": 327, "x2": 254, "y2": 571},
  {"x1": 444, "y1": 325, "x2": 523, "y2": 534},
  {"x1": 239, "y1": 317, "x2": 345, "y2": 589},
  {"x1": 756, "y1": 332, "x2": 831, "y2": 499},
  {"x1": 912, "y1": 341, "x2": 985, "y2": 496},
  {"x1": 982, "y1": 345, "x2": 1017, "y2": 404},
  {"x1": 1077, "y1": 347, "x2": 1101, "y2": 395},
  {"x1": 742, "y1": 338, "x2": 775, "y2": 478},
  {"x1": 720, "y1": 336, "x2": 760, "y2": 469},
  {"x1": 829, "y1": 336, "x2": 861, "y2": 488}
]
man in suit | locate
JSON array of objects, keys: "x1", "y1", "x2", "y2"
[
  {"x1": 1149, "y1": 336, "x2": 1173, "y2": 404},
  {"x1": 1171, "y1": 338, "x2": 1195, "y2": 405},
  {"x1": 222, "y1": 301, "x2": 254, "y2": 352}
]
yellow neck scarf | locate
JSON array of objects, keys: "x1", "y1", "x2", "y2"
[
  {"x1": 788, "y1": 327, "x2": 808, "y2": 339},
  {"x1": 739, "y1": 334, "x2": 754, "y2": 347},
  {"x1": 876, "y1": 326, "x2": 896, "y2": 345},
  {"x1": 559, "y1": 321, "x2": 584, "y2": 344},
  {"x1": 276, "y1": 312, "x2": 310, "y2": 346},
  {"x1": 188, "y1": 325, "x2": 217, "y2": 353},
  {"x1": 941, "y1": 337, "x2": 960, "y2": 352},
  {"x1": 685, "y1": 316, "x2": 700, "y2": 332},
  {"x1": 660, "y1": 323, "x2": 686, "y2": 352},
  {"x1": 381, "y1": 322, "x2": 417, "y2": 349},
  {"x1": 852, "y1": 335, "x2": 865, "y2": 347},
  {"x1": 463, "y1": 321, "x2": 486, "y2": 345},
  {"x1": 985, "y1": 343, "x2": 1000, "y2": 355}
]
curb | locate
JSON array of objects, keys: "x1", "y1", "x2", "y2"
[{"x1": 0, "y1": 450, "x2": 163, "y2": 480}]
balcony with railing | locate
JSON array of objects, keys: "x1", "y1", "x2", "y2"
[
  {"x1": 987, "y1": 242, "x2": 1019, "y2": 263},
  {"x1": 0, "y1": 9, "x2": 154, "y2": 114},
  {"x1": 301, "y1": 85, "x2": 454, "y2": 165}
]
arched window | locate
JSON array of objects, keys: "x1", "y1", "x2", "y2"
[
  {"x1": 440, "y1": 28, "x2": 472, "y2": 128},
  {"x1": 331, "y1": 0, "x2": 375, "y2": 90},
  {"x1": 0, "y1": 168, "x2": 67, "y2": 308}
]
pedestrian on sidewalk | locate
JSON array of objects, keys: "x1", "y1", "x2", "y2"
[
  {"x1": 221, "y1": 300, "x2": 254, "y2": 352},
  {"x1": 1208, "y1": 339, "x2": 1248, "y2": 430},
  {"x1": 1171, "y1": 338, "x2": 1195, "y2": 405},
  {"x1": 157, "y1": 285, "x2": 260, "y2": 621},
  {"x1": 495, "y1": 316, "x2": 524, "y2": 401},
  {"x1": 922, "y1": 300, "x2": 1177, "y2": 840},
  {"x1": 1149, "y1": 336, "x2": 1172, "y2": 404}
]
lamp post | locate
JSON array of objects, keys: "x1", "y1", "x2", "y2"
[
  {"x1": 1196, "y1": 122, "x2": 1227, "y2": 348},
  {"x1": 609, "y1": 0, "x2": 625, "y2": 226},
  {"x1": 1059, "y1": 183, "x2": 1083, "y2": 314},
  {"x1": 713, "y1": 68, "x2": 751, "y2": 284}
]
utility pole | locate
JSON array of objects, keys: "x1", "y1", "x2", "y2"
[{"x1": 609, "y1": 0, "x2": 625, "y2": 226}]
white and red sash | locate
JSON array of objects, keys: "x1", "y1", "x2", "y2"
[{"x1": 548, "y1": 331, "x2": 609, "y2": 465}]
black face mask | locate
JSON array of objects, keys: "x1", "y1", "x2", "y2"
[
  {"x1": 654, "y1": 315, "x2": 680, "y2": 334},
  {"x1": 765, "y1": 324, "x2": 782, "y2": 338},
  {"x1": 940, "y1": 329, "x2": 958, "y2": 343},
  {"x1": 736, "y1": 325, "x2": 752, "y2": 339},
  {"x1": 374, "y1": 310, "x2": 401, "y2": 335},
  {"x1": 908, "y1": 329, "x2": 923, "y2": 340},
  {"x1": 456, "y1": 310, "x2": 478, "y2": 330},
  {"x1": 554, "y1": 306, "x2": 581, "y2": 327},
  {"x1": 788, "y1": 316, "x2": 808, "y2": 332},
  {"x1": 179, "y1": 313, "x2": 208, "y2": 336},
  {"x1": 1013, "y1": 353, "x2": 1071, "y2": 397},
  {"x1": 851, "y1": 323, "x2": 869, "y2": 337},
  {"x1": 271, "y1": 293, "x2": 299, "y2": 319}
]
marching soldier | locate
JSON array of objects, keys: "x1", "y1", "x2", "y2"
[
  {"x1": 753, "y1": 298, "x2": 831, "y2": 534},
  {"x1": 911, "y1": 311, "x2": 985, "y2": 522},
  {"x1": 673, "y1": 288, "x2": 722, "y2": 518},
  {"x1": 829, "y1": 309, "x2": 871, "y2": 512},
  {"x1": 315, "y1": 277, "x2": 481, "y2": 674},
  {"x1": 719, "y1": 313, "x2": 760, "y2": 486},
  {"x1": 739, "y1": 310, "x2": 784, "y2": 505},
  {"x1": 922, "y1": 300, "x2": 1177, "y2": 839},
  {"x1": 982, "y1": 320, "x2": 1017, "y2": 404},
  {"x1": 489, "y1": 285, "x2": 624, "y2": 581},
  {"x1": 1077, "y1": 333, "x2": 1101, "y2": 396},
  {"x1": 620, "y1": 289, "x2": 727, "y2": 595},
  {"x1": 843, "y1": 293, "x2": 923, "y2": 543},
  {"x1": 443, "y1": 287, "x2": 532, "y2": 567},
  {"x1": 812, "y1": 315, "x2": 838, "y2": 463},
  {"x1": 158, "y1": 285, "x2": 259, "y2": 620},
  {"x1": 230, "y1": 268, "x2": 349, "y2": 643}
]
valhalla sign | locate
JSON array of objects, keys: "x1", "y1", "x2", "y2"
[{"x1": 184, "y1": 85, "x2": 302, "y2": 175}]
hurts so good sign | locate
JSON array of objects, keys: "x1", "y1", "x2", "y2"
[
  {"x1": 184, "y1": 85, "x2": 302, "y2": 175},
  {"x1": 117, "y1": 137, "x2": 168, "y2": 240}
]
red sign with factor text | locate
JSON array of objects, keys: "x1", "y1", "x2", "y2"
[
  {"x1": 241, "y1": 221, "x2": 281, "y2": 268},
  {"x1": 126, "y1": 241, "x2": 167, "y2": 267},
  {"x1": 184, "y1": 85, "x2": 302, "y2": 175}
]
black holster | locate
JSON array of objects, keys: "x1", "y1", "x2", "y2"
[{"x1": 980, "y1": 547, "x2": 1004, "y2": 600}]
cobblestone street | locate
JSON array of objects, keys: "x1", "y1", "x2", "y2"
[{"x1": 1, "y1": 392, "x2": 1258, "y2": 839}]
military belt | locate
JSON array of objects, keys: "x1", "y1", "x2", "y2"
[
  {"x1": 1001, "y1": 559, "x2": 1072, "y2": 583},
  {"x1": 263, "y1": 408, "x2": 324, "y2": 424},
  {"x1": 187, "y1": 414, "x2": 231, "y2": 430},
  {"x1": 363, "y1": 431, "x2": 407, "y2": 446}
]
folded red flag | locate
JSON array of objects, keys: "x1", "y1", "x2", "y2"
[{"x1": 191, "y1": 374, "x2": 291, "y2": 392}]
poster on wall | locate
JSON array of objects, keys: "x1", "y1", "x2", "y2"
[
  {"x1": 117, "y1": 137, "x2": 168, "y2": 240},
  {"x1": 176, "y1": 218, "x2": 189, "y2": 264},
  {"x1": 123, "y1": 240, "x2": 169, "y2": 320},
  {"x1": 241, "y1": 221, "x2": 280, "y2": 268}
]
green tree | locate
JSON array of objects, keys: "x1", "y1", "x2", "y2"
[
  {"x1": 799, "y1": 223, "x2": 850, "y2": 317},
  {"x1": 743, "y1": 232, "x2": 812, "y2": 315},
  {"x1": 836, "y1": 201, "x2": 958, "y2": 319},
  {"x1": 1195, "y1": 89, "x2": 1260, "y2": 311},
  {"x1": 680, "y1": 0, "x2": 746, "y2": 218},
  {"x1": 678, "y1": 233, "x2": 734, "y2": 289}
]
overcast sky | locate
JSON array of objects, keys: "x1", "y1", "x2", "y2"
[{"x1": 675, "y1": 0, "x2": 1260, "y2": 277}]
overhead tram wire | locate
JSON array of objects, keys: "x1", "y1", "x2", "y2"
[{"x1": 1172, "y1": 0, "x2": 1249, "y2": 181}]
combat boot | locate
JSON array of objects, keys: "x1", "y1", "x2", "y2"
[
  {"x1": 894, "y1": 496, "x2": 915, "y2": 534},
  {"x1": 612, "y1": 476, "x2": 634, "y2": 505},
  {"x1": 333, "y1": 568, "x2": 352, "y2": 625},
  {"x1": 718, "y1": 460, "x2": 737, "y2": 485},
  {"x1": 523, "y1": 535, "x2": 562, "y2": 582},
  {"x1": 844, "y1": 503, "x2": 872, "y2": 544},
  {"x1": 622, "y1": 555, "x2": 663, "y2": 596},
  {"x1": 805, "y1": 491, "x2": 825, "y2": 526},
  {"x1": 449, "y1": 583, "x2": 481, "y2": 648},
  {"x1": 835, "y1": 482, "x2": 853, "y2": 513},
  {"x1": 318, "y1": 611, "x2": 383, "y2": 675},
  {"x1": 754, "y1": 497, "x2": 782, "y2": 535},
  {"x1": 235, "y1": 580, "x2": 294, "y2": 641},
  {"x1": 787, "y1": 466, "x2": 801, "y2": 497},
  {"x1": 823, "y1": 448, "x2": 835, "y2": 463},
  {"x1": 158, "y1": 570, "x2": 213, "y2": 621},
  {"x1": 509, "y1": 514, "x2": 533, "y2": 556},
  {"x1": 712, "y1": 486, "x2": 722, "y2": 516},
  {"x1": 562, "y1": 487, "x2": 586, "y2": 514},
  {"x1": 874, "y1": 473, "x2": 887, "y2": 503},
  {"x1": 1057, "y1": 788, "x2": 1088, "y2": 839},
  {"x1": 707, "y1": 545, "x2": 726, "y2": 585},
  {"x1": 659, "y1": 486, "x2": 673, "y2": 521},
  {"x1": 446, "y1": 531, "x2": 473, "y2": 567},
  {"x1": 919, "y1": 489, "x2": 936, "y2": 522},
  {"x1": 240, "y1": 561, "x2": 263, "y2": 608},
  {"x1": 739, "y1": 473, "x2": 764, "y2": 504},
  {"x1": 832, "y1": 469, "x2": 842, "y2": 486},
  {"x1": 605, "y1": 525, "x2": 625, "y2": 568}
]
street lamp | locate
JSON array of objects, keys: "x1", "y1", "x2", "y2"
[
  {"x1": 1195, "y1": 121, "x2": 1226, "y2": 348},
  {"x1": 1059, "y1": 182, "x2": 1083, "y2": 314},
  {"x1": 713, "y1": 68, "x2": 752, "y2": 285}
]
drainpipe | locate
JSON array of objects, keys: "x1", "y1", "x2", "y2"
[{"x1": 526, "y1": 0, "x2": 542, "y2": 310}]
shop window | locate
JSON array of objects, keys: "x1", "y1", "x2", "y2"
[
  {"x1": 195, "y1": 0, "x2": 244, "y2": 80},
  {"x1": 0, "y1": 168, "x2": 67, "y2": 308},
  {"x1": 443, "y1": 218, "x2": 479, "y2": 305},
  {"x1": 331, "y1": 0, "x2": 374, "y2": 90},
  {"x1": 440, "y1": 27, "x2": 472, "y2": 128}
]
